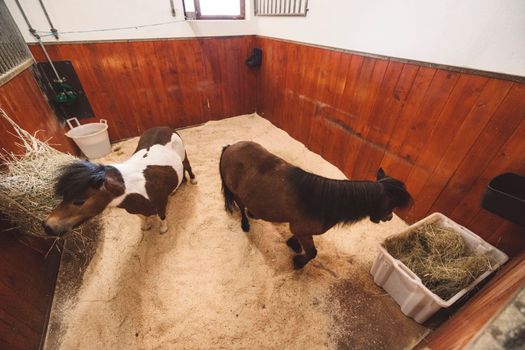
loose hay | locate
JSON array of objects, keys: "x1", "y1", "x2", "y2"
[
  {"x1": 0, "y1": 109, "x2": 100, "y2": 247},
  {"x1": 384, "y1": 222, "x2": 493, "y2": 300}
]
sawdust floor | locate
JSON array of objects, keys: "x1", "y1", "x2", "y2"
[{"x1": 44, "y1": 114, "x2": 428, "y2": 350}]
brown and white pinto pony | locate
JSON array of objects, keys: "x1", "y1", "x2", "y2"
[
  {"x1": 219, "y1": 141, "x2": 412, "y2": 269},
  {"x1": 44, "y1": 127, "x2": 197, "y2": 236}
]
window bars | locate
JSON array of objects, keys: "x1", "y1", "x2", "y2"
[
  {"x1": 0, "y1": 0, "x2": 33, "y2": 86},
  {"x1": 255, "y1": 0, "x2": 308, "y2": 16}
]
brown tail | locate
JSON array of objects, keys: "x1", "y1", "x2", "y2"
[{"x1": 219, "y1": 145, "x2": 235, "y2": 213}]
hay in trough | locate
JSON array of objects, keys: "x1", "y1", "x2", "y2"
[
  {"x1": 0, "y1": 108, "x2": 100, "y2": 248},
  {"x1": 384, "y1": 222, "x2": 493, "y2": 300}
]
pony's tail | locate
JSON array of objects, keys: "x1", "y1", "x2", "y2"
[{"x1": 219, "y1": 145, "x2": 235, "y2": 214}]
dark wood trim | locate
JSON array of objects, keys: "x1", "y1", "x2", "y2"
[
  {"x1": 26, "y1": 35, "x2": 253, "y2": 46},
  {"x1": 256, "y1": 35, "x2": 525, "y2": 84}
]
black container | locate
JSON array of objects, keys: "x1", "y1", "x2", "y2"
[
  {"x1": 246, "y1": 48, "x2": 262, "y2": 68},
  {"x1": 481, "y1": 173, "x2": 525, "y2": 226}
]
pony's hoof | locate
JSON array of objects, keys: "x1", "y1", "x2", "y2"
[
  {"x1": 160, "y1": 224, "x2": 168, "y2": 234},
  {"x1": 293, "y1": 255, "x2": 307, "y2": 269},
  {"x1": 141, "y1": 223, "x2": 152, "y2": 231},
  {"x1": 241, "y1": 221, "x2": 250, "y2": 232},
  {"x1": 190, "y1": 178, "x2": 198, "y2": 185},
  {"x1": 286, "y1": 237, "x2": 302, "y2": 253}
]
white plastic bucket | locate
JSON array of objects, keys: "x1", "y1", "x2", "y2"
[{"x1": 65, "y1": 117, "x2": 111, "y2": 159}]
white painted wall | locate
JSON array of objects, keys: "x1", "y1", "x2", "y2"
[
  {"x1": 5, "y1": 0, "x2": 255, "y2": 42},
  {"x1": 5, "y1": 0, "x2": 525, "y2": 76},
  {"x1": 253, "y1": 0, "x2": 525, "y2": 77}
]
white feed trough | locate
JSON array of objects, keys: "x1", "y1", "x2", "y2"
[{"x1": 370, "y1": 212, "x2": 509, "y2": 323}]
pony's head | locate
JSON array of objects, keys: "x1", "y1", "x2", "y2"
[
  {"x1": 370, "y1": 168, "x2": 413, "y2": 223},
  {"x1": 43, "y1": 160, "x2": 124, "y2": 236}
]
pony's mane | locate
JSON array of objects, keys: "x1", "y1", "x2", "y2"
[
  {"x1": 287, "y1": 167, "x2": 412, "y2": 226},
  {"x1": 287, "y1": 167, "x2": 383, "y2": 226},
  {"x1": 54, "y1": 160, "x2": 108, "y2": 200}
]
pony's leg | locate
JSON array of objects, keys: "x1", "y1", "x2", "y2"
[
  {"x1": 286, "y1": 235, "x2": 303, "y2": 253},
  {"x1": 139, "y1": 215, "x2": 153, "y2": 231},
  {"x1": 292, "y1": 235, "x2": 317, "y2": 269},
  {"x1": 183, "y1": 152, "x2": 197, "y2": 185},
  {"x1": 234, "y1": 199, "x2": 250, "y2": 232},
  {"x1": 159, "y1": 217, "x2": 168, "y2": 234},
  {"x1": 158, "y1": 206, "x2": 168, "y2": 234}
]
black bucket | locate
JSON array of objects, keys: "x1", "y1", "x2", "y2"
[{"x1": 481, "y1": 173, "x2": 525, "y2": 226}]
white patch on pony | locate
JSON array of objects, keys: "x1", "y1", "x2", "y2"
[{"x1": 109, "y1": 133, "x2": 184, "y2": 207}]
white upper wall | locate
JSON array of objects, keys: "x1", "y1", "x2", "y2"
[
  {"x1": 253, "y1": 0, "x2": 525, "y2": 77},
  {"x1": 5, "y1": 0, "x2": 525, "y2": 77},
  {"x1": 5, "y1": 0, "x2": 255, "y2": 41}
]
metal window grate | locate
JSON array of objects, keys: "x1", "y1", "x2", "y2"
[
  {"x1": 0, "y1": 0, "x2": 33, "y2": 86},
  {"x1": 255, "y1": 0, "x2": 308, "y2": 16}
]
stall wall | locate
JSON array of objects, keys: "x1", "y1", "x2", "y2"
[
  {"x1": 0, "y1": 69, "x2": 76, "y2": 154},
  {"x1": 0, "y1": 221, "x2": 61, "y2": 350},
  {"x1": 5, "y1": 0, "x2": 254, "y2": 42},
  {"x1": 7, "y1": 0, "x2": 525, "y2": 77},
  {"x1": 0, "y1": 70, "x2": 71, "y2": 349},
  {"x1": 253, "y1": 0, "x2": 525, "y2": 77},
  {"x1": 256, "y1": 37, "x2": 525, "y2": 256},
  {"x1": 29, "y1": 36, "x2": 258, "y2": 141}
]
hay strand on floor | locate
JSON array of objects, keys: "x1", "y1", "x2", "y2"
[{"x1": 384, "y1": 222, "x2": 493, "y2": 300}]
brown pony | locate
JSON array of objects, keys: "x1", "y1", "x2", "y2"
[
  {"x1": 219, "y1": 141, "x2": 412, "y2": 269},
  {"x1": 44, "y1": 127, "x2": 196, "y2": 236}
]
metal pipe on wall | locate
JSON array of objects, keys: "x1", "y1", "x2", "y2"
[{"x1": 37, "y1": 0, "x2": 59, "y2": 39}]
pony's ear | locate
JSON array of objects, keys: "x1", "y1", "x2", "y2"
[
  {"x1": 101, "y1": 173, "x2": 125, "y2": 196},
  {"x1": 377, "y1": 168, "x2": 386, "y2": 180},
  {"x1": 89, "y1": 176, "x2": 105, "y2": 189}
]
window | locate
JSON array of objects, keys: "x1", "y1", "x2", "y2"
[
  {"x1": 183, "y1": 0, "x2": 245, "y2": 20},
  {"x1": 255, "y1": 0, "x2": 308, "y2": 16},
  {"x1": 0, "y1": 0, "x2": 33, "y2": 86}
]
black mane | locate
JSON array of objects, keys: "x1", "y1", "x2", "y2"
[
  {"x1": 287, "y1": 167, "x2": 411, "y2": 226},
  {"x1": 54, "y1": 160, "x2": 109, "y2": 200}
]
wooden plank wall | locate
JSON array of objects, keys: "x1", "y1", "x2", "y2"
[
  {"x1": 255, "y1": 37, "x2": 525, "y2": 256},
  {"x1": 29, "y1": 36, "x2": 257, "y2": 142},
  {"x1": 0, "y1": 69, "x2": 76, "y2": 154},
  {"x1": 0, "y1": 222, "x2": 61, "y2": 350},
  {"x1": 0, "y1": 69, "x2": 67, "y2": 349}
]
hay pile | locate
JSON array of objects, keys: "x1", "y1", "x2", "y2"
[
  {"x1": 0, "y1": 108, "x2": 97, "y2": 244},
  {"x1": 384, "y1": 223, "x2": 493, "y2": 300}
]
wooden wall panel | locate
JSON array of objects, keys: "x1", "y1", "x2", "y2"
[
  {"x1": 255, "y1": 37, "x2": 525, "y2": 256},
  {"x1": 29, "y1": 36, "x2": 257, "y2": 142},
  {"x1": 0, "y1": 69, "x2": 77, "y2": 155},
  {"x1": 0, "y1": 222, "x2": 61, "y2": 350}
]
